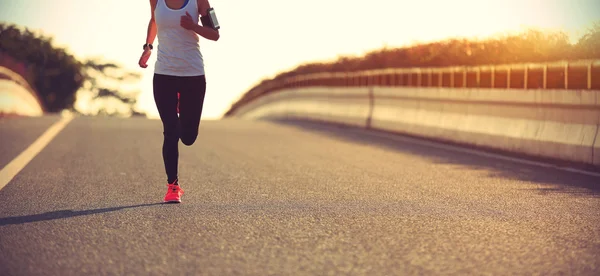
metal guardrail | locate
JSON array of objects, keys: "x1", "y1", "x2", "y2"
[
  {"x1": 226, "y1": 59, "x2": 600, "y2": 115},
  {"x1": 251, "y1": 59, "x2": 599, "y2": 95}
]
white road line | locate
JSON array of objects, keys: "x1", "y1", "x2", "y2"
[
  {"x1": 363, "y1": 128, "x2": 600, "y2": 178},
  {"x1": 0, "y1": 113, "x2": 74, "y2": 190}
]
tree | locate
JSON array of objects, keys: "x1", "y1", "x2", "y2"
[
  {"x1": 0, "y1": 23, "x2": 143, "y2": 116},
  {"x1": 78, "y1": 59, "x2": 142, "y2": 116},
  {"x1": 576, "y1": 22, "x2": 600, "y2": 58}
]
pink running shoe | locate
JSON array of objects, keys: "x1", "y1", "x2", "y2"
[{"x1": 164, "y1": 180, "x2": 184, "y2": 203}]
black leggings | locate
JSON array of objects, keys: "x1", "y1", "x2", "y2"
[{"x1": 153, "y1": 73, "x2": 207, "y2": 183}]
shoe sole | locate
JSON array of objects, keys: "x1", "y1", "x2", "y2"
[{"x1": 163, "y1": 200, "x2": 181, "y2": 203}]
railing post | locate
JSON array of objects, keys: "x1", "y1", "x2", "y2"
[
  {"x1": 401, "y1": 72, "x2": 405, "y2": 86},
  {"x1": 462, "y1": 67, "x2": 467, "y2": 88},
  {"x1": 524, "y1": 65, "x2": 528, "y2": 89},
  {"x1": 491, "y1": 66, "x2": 495, "y2": 88},
  {"x1": 438, "y1": 69, "x2": 442, "y2": 88},
  {"x1": 476, "y1": 67, "x2": 481, "y2": 88},
  {"x1": 450, "y1": 68, "x2": 455, "y2": 87},
  {"x1": 588, "y1": 62, "x2": 592, "y2": 90},
  {"x1": 349, "y1": 73, "x2": 352, "y2": 87},
  {"x1": 543, "y1": 64, "x2": 547, "y2": 89},
  {"x1": 428, "y1": 69, "x2": 432, "y2": 87},
  {"x1": 408, "y1": 72, "x2": 412, "y2": 87},
  {"x1": 565, "y1": 61, "x2": 569, "y2": 89},
  {"x1": 507, "y1": 66, "x2": 511, "y2": 88},
  {"x1": 417, "y1": 69, "x2": 422, "y2": 87},
  {"x1": 399, "y1": 72, "x2": 404, "y2": 86}
]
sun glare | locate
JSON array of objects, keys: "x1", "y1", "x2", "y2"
[{"x1": 1, "y1": 0, "x2": 598, "y2": 118}]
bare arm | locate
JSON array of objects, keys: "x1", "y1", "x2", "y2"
[
  {"x1": 139, "y1": 0, "x2": 158, "y2": 68},
  {"x1": 146, "y1": 0, "x2": 158, "y2": 44},
  {"x1": 194, "y1": 0, "x2": 220, "y2": 41}
]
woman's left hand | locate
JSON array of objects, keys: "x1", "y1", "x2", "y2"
[{"x1": 180, "y1": 12, "x2": 196, "y2": 30}]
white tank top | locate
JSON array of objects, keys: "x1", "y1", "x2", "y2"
[{"x1": 154, "y1": 0, "x2": 205, "y2": 76}]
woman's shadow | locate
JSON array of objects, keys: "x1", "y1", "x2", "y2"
[{"x1": 0, "y1": 203, "x2": 167, "y2": 226}]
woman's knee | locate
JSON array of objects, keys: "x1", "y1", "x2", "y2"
[{"x1": 180, "y1": 131, "x2": 198, "y2": 146}]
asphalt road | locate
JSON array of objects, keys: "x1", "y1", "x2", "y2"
[{"x1": 0, "y1": 115, "x2": 599, "y2": 275}]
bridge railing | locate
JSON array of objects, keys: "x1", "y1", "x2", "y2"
[
  {"x1": 287, "y1": 59, "x2": 598, "y2": 89},
  {"x1": 229, "y1": 59, "x2": 600, "y2": 166},
  {"x1": 234, "y1": 59, "x2": 600, "y2": 109}
]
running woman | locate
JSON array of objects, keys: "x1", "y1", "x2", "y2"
[{"x1": 138, "y1": 0, "x2": 220, "y2": 203}]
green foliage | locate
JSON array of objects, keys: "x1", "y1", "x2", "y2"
[
  {"x1": 83, "y1": 59, "x2": 141, "y2": 114},
  {"x1": 576, "y1": 22, "x2": 600, "y2": 58},
  {"x1": 272, "y1": 28, "x2": 587, "y2": 80},
  {"x1": 0, "y1": 23, "x2": 141, "y2": 115},
  {"x1": 0, "y1": 23, "x2": 84, "y2": 112}
]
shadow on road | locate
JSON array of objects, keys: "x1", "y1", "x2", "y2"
[
  {"x1": 271, "y1": 119, "x2": 600, "y2": 197},
  {"x1": 0, "y1": 203, "x2": 166, "y2": 226}
]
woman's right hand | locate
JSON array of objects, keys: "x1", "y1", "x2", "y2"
[{"x1": 139, "y1": 49, "x2": 152, "y2": 68}]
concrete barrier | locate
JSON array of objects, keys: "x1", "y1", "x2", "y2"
[
  {"x1": 231, "y1": 85, "x2": 600, "y2": 167},
  {"x1": 0, "y1": 80, "x2": 43, "y2": 116},
  {"x1": 371, "y1": 87, "x2": 600, "y2": 165},
  {"x1": 234, "y1": 87, "x2": 371, "y2": 128},
  {"x1": 0, "y1": 66, "x2": 44, "y2": 116},
  {"x1": 228, "y1": 59, "x2": 600, "y2": 166}
]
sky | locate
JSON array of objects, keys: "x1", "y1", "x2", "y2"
[{"x1": 1, "y1": 0, "x2": 599, "y2": 119}]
